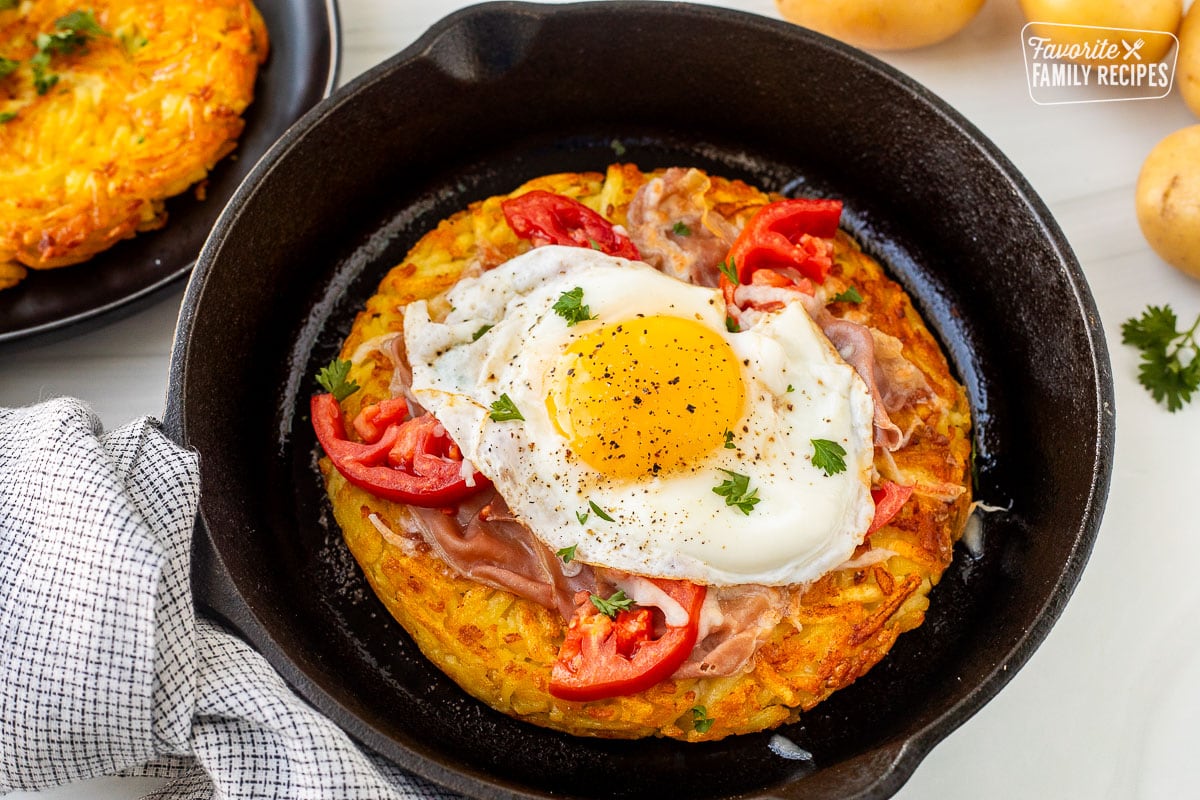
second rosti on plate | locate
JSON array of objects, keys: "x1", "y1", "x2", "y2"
[
  {"x1": 315, "y1": 164, "x2": 973, "y2": 741},
  {"x1": 0, "y1": 0, "x2": 267, "y2": 291}
]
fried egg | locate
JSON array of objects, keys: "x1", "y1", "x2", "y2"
[{"x1": 403, "y1": 245, "x2": 875, "y2": 586}]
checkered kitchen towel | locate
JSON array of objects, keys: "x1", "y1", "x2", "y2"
[{"x1": 0, "y1": 398, "x2": 462, "y2": 799}]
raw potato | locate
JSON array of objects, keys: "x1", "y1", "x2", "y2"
[
  {"x1": 1178, "y1": 2, "x2": 1200, "y2": 117},
  {"x1": 774, "y1": 0, "x2": 985, "y2": 51},
  {"x1": 1136, "y1": 125, "x2": 1200, "y2": 279},
  {"x1": 1018, "y1": 0, "x2": 1181, "y2": 64}
]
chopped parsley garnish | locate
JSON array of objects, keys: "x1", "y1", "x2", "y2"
[
  {"x1": 672, "y1": 221, "x2": 692, "y2": 236},
  {"x1": 488, "y1": 393, "x2": 524, "y2": 421},
  {"x1": 588, "y1": 499, "x2": 614, "y2": 522},
  {"x1": 830, "y1": 285, "x2": 863, "y2": 304},
  {"x1": 471, "y1": 323, "x2": 493, "y2": 341},
  {"x1": 24, "y1": 10, "x2": 109, "y2": 96},
  {"x1": 590, "y1": 590, "x2": 635, "y2": 618},
  {"x1": 576, "y1": 509, "x2": 589, "y2": 525},
  {"x1": 0, "y1": 57, "x2": 17, "y2": 80},
  {"x1": 315, "y1": 358, "x2": 359, "y2": 402},
  {"x1": 0, "y1": 0, "x2": 19, "y2": 10},
  {"x1": 786, "y1": 384, "x2": 795, "y2": 392},
  {"x1": 811, "y1": 438, "x2": 847, "y2": 476},
  {"x1": 1122, "y1": 304, "x2": 1200, "y2": 411},
  {"x1": 30, "y1": 56, "x2": 56, "y2": 95},
  {"x1": 717, "y1": 258, "x2": 738, "y2": 285},
  {"x1": 552, "y1": 286, "x2": 596, "y2": 326},
  {"x1": 725, "y1": 316, "x2": 739, "y2": 333},
  {"x1": 691, "y1": 706, "x2": 715, "y2": 733},
  {"x1": 723, "y1": 429, "x2": 736, "y2": 449},
  {"x1": 556, "y1": 544, "x2": 577, "y2": 563},
  {"x1": 0, "y1": 111, "x2": 15, "y2": 123},
  {"x1": 712, "y1": 469, "x2": 760, "y2": 515}
]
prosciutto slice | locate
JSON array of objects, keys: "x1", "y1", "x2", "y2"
[
  {"x1": 626, "y1": 168, "x2": 742, "y2": 287},
  {"x1": 674, "y1": 585, "x2": 789, "y2": 678},
  {"x1": 405, "y1": 490, "x2": 594, "y2": 621}
]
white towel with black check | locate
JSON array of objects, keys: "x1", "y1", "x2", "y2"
[{"x1": 0, "y1": 398, "x2": 462, "y2": 799}]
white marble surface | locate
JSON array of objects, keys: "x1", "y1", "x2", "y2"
[{"x1": 4, "y1": 0, "x2": 1200, "y2": 797}]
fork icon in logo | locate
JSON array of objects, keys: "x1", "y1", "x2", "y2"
[{"x1": 1123, "y1": 38, "x2": 1146, "y2": 60}]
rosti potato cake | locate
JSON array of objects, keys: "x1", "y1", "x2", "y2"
[
  {"x1": 0, "y1": 0, "x2": 267, "y2": 290},
  {"x1": 313, "y1": 165, "x2": 972, "y2": 741}
]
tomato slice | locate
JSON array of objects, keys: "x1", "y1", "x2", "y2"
[
  {"x1": 867, "y1": 481, "x2": 914, "y2": 535},
  {"x1": 725, "y1": 198, "x2": 842, "y2": 287},
  {"x1": 311, "y1": 393, "x2": 489, "y2": 507},
  {"x1": 549, "y1": 579, "x2": 706, "y2": 702},
  {"x1": 502, "y1": 190, "x2": 641, "y2": 260}
]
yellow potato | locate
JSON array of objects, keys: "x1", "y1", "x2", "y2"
[
  {"x1": 1135, "y1": 125, "x2": 1200, "y2": 280},
  {"x1": 1019, "y1": 0, "x2": 1181, "y2": 64},
  {"x1": 774, "y1": 0, "x2": 985, "y2": 51},
  {"x1": 1177, "y1": 2, "x2": 1200, "y2": 117}
]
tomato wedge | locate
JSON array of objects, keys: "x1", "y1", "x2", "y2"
[
  {"x1": 867, "y1": 481, "x2": 914, "y2": 535},
  {"x1": 549, "y1": 579, "x2": 706, "y2": 702},
  {"x1": 725, "y1": 198, "x2": 842, "y2": 287},
  {"x1": 311, "y1": 393, "x2": 488, "y2": 507},
  {"x1": 502, "y1": 190, "x2": 641, "y2": 260}
]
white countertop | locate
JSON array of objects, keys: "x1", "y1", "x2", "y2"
[{"x1": 4, "y1": 0, "x2": 1200, "y2": 797}]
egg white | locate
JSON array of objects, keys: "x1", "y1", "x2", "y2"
[{"x1": 403, "y1": 245, "x2": 876, "y2": 586}]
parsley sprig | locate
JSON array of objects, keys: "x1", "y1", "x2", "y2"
[
  {"x1": 556, "y1": 544, "x2": 577, "y2": 563},
  {"x1": 1122, "y1": 304, "x2": 1200, "y2": 411},
  {"x1": 315, "y1": 358, "x2": 359, "y2": 402},
  {"x1": 811, "y1": 438, "x2": 847, "y2": 475},
  {"x1": 552, "y1": 286, "x2": 596, "y2": 326},
  {"x1": 488, "y1": 393, "x2": 524, "y2": 421},
  {"x1": 691, "y1": 705, "x2": 715, "y2": 734},
  {"x1": 717, "y1": 258, "x2": 738, "y2": 285},
  {"x1": 712, "y1": 469, "x2": 760, "y2": 514},
  {"x1": 830, "y1": 286, "x2": 863, "y2": 304},
  {"x1": 590, "y1": 590, "x2": 635, "y2": 618}
]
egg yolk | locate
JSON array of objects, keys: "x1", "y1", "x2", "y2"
[{"x1": 546, "y1": 316, "x2": 746, "y2": 479}]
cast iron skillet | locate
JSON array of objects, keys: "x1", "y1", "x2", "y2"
[
  {"x1": 0, "y1": 0, "x2": 340, "y2": 349},
  {"x1": 165, "y1": 3, "x2": 1114, "y2": 798}
]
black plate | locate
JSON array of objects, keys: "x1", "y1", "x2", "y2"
[
  {"x1": 0, "y1": 0, "x2": 340, "y2": 349},
  {"x1": 166, "y1": 3, "x2": 1115, "y2": 798}
]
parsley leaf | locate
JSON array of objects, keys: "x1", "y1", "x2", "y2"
[
  {"x1": 712, "y1": 469, "x2": 760, "y2": 515},
  {"x1": 590, "y1": 590, "x2": 635, "y2": 618},
  {"x1": 717, "y1": 258, "x2": 738, "y2": 285},
  {"x1": 723, "y1": 429, "x2": 736, "y2": 449},
  {"x1": 691, "y1": 706, "x2": 715, "y2": 733},
  {"x1": 811, "y1": 438, "x2": 847, "y2": 475},
  {"x1": 0, "y1": 0, "x2": 18, "y2": 10},
  {"x1": 725, "y1": 316, "x2": 739, "y2": 333},
  {"x1": 588, "y1": 499, "x2": 614, "y2": 522},
  {"x1": 830, "y1": 286, "x2": 863, "y2": 304},
  {"x1": 489, "y1": 393, "x2": 524, "y2": 421},
  {"x1": 672, "y1": 221, "x2": 692, "y2": 236},
  {"x1": 552, "y1": 286, "x2": 596, "y2": 326},
  {"x1": 556, "y1": 544, "x2": 577, "y2": 563},
  {"x1": 1122, "y1": 304, "x2": 1200, "y2": 411},
  {"x1": 0, "y1": 111, "x2": 16, "y2": 123},
  {"x1": 0, "y1": 57, "x2": 17, "y2": 80},
  {"x1": 30, "y1": 54, "x2": 57, "y2": 95},
  {"x1": 471, "y1": 323, "x2": 493, "y2": 341},
  {"x1": 315, "y1": 358, "x2": 359, "y2": 402},
  {"x1": 576, "y1": 509, "x2": 589, "y2": 525}
]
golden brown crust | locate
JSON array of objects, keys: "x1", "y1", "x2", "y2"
[
  {"x1": 322, "y1": 165, "x2": 972, "y2": 741},
  {"x1": 0, "y1": 0, "x2": 267, "y2": 287}
]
